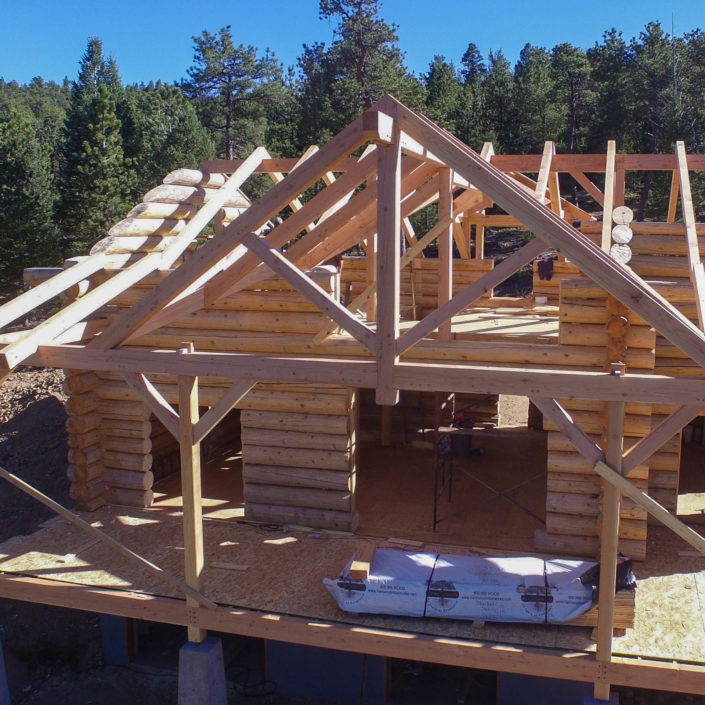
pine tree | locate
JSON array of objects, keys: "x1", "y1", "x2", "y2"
[
  {"x1": 455, "y1": 44, "x2": 487, "y2": 149},
  {"x1": 182, "y1": 26, "x2": 282, "y2": 159},
  {"x1": 483, "y1": 51, "x2": 515, "y2": 150},
  {"x1": 0, "y1": 107, "x2": 60, "y2": 292},
  {"x1": 424, "y1": 56, "x2": 462, "y2": 131},
  {"x1": 66, "y1": 85, "x2": 135, "y2": 254}
]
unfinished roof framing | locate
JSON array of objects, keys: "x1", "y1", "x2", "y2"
[{"x1": 1, "y1": 94, "x2": 705, "y2": 699}]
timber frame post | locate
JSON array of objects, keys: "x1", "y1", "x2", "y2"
[{"x1": 178, "y1": 343, "x2": 207, "y2": 643}]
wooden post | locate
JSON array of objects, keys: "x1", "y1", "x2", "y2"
[
  {"x1": 366, "y1": 235, "x2": 378, "y2": 322},
  {"x1": 594, "y1": 368, "x2": 625, "y2": 702},
  {"x1": 438, "y1": 167, "x2": 453, "y2": 341},
  {"x1": 601, "y1": 141, "x2": 616, "y2": 253},
  {"x1": 375, "y1": 131, "x2": 401, "y2": 406},
  {"x1": 178, "y1": 343, "x2": 206, "y2": 643}
]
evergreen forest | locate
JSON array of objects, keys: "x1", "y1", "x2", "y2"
[{"x1": 3, "y1": 0, "x2": 705, "y2": 294}]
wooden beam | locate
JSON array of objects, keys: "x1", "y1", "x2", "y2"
[
  {"x1": 569, "y1": 171, "x2": 605, "y2": 206},
  {"x1": 240, "y1": 232, "x2": 376, "y2": 351},
  {"x1": 178, "y1": 344, "x2": 207, "y2": 642},
  {"x1": 622, "y1": 404, "x2": 705, "y2": 475},
  {"x1": 601, "y1": 141, "x2": 617, "y2": 252},
  {"x1": 0, "y1": 255, "x2": 108, "y2": 330},
  {"x1": 193, "y1": 380, "x2": 255, "y2": 445},
  {"x1": 0, "y1": 465, "x2": 215, "y2": 608},
  {"x1": 667, "y1": 169, "x2": 680, "y2": 223},
  {"x1": 676, "y1": 140, "x2": 705, "y2": 330},
  {"x1": 376, "y1": 131, "x2": 402, "y2": 405},
  {"x1": 438, "y1": 167, "x2": 453, "y2": 341},
  {"x1": 349, "y1": 542, "x2": 377, "y2": 580},
  {"x1": 593, "y1": 459, "x2": 705, "y2": 556},
  {"x1": 396, "y1": 237, "x2": 547, "y2": 354},
  {"x1": 594, "y1": 396, "x2": 624, "y2": 702},
  {"x1": 535, "y1": 141, "x2": 553, "y2": 200},
  {"x1": 2, "y1": 574, "x2": 705, "y2": 694},
  {"x1": 122, "y1": 372, "x2": 179, "y2": 440}
]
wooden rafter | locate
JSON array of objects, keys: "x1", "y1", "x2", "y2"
[
  {"x1": 193, "y1": 379, "x2": 254, "y2": 445},
  {"x1": 122, "y1": 372, "x2": 179, "y2": 440}
]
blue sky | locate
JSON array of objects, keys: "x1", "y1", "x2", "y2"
[{"x1": 2, "y1": 0, "x2": 705, "y2": 85}]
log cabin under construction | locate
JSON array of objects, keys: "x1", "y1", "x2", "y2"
[{"x1": 1, "y1": 95, "x2": 705, "y2": 701}]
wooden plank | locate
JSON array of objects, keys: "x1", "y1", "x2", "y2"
[
  {"x1": 396, "y1": 237, "x2": 547, "y2": 354},
  {"x1": 601, "y1": 141, "x2": 617, "y2": 252},
  {"x1": 535, "y1": 141, "x2": 553, "y2": 200},
  {"x1": 569, "y1": 172, "x2": 605, "y2": 207},
  {"x1": 178, "y1": 345, "x2": 207, "y2": 643},
  {"x1": 676, "y1": 140, "x2": 705, "y2": 330},
  {"x1": 0, "y1": 255, "x2": 108, "y2": 330},
  {"x1": 594, "y1": 398, "x2": 624, "y2": 702},
  {"x1": 349, "y1": 542, "x2": 377, "y2": 580},
  {"x1": 241, "y1": 232, "x2": 376, "y2": 351},
  {"x1": 375, "y1": 132, "x2": 402, "y2": 405},
  {"x1": 667, "y1": 169, "x2": 680, "y2": 223},
  {"x1": 122, "y1": 372, "x2": 179, "y2": 440},
  {"x1": 193, "y1": 380, "x2": 254, "y2": 445},
  {"x1": 438, "y1": 167, "x2": 453, "y2": 341},
  {"x1": 621, "y1": 404, "x2": 703, "y2": 474},
  {"x1": 0, "y1": 465, "x2": 214, "y2": 608}
]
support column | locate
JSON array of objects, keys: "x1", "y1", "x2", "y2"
[
  {"x1": 594, "y1": 384, "x2": 624, "y2": 702},
  {"x1": 178, "y1": 343, "x2": 206, "y2": 644},
  {"x1": 438, "y1": 167, "x2": 453, "y2": 342},
  {"x1": 178, "y1": 637, "x2": 227, "y2": 705}
]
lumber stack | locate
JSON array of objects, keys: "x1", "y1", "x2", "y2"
[
  {"x1": 537, "y1": 276, "x2": 657, "y2": 560},
  {"x1": 241, "y1": 383, "x2": 359, "y2": 532},
  {"x1": 340, "y1": 255, "x2": 494, "y2": 319},
  {"x1": 64, "y1": 370, "x2": 106, "y2": 510}
]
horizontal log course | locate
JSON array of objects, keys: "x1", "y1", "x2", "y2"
[
  {"x1": 212, "y1": 291, "x2": 323, "y2": 313},
  {"x1": 547, "y1": 431, "x2": 680, "y2": 455},
  {"x1": 102, "y1": 436, "x2": 152, "y2": 455},
  {"x1": 558, "y1": 398, "x2": 652, "y2": 416},
  {"x1": 545, "y1": 511, "x2": 647, "y2": 541},
  {"x1": 103, "y1": 451, "x2": 153, "y2": 472},
  {"x1": 66, "y1": 392, "x2": 100, "y2": 416},
  {"x1": 105, "y1": 487, "x2": 154, "y2": 508},
  {"x1": 242, "y1": 444, "x2": 352, "y2": 471},
  {"x1": 108, "y1": 218, "x2": 186, "y2": 238},
  {"x1": 66, "y1": 411, "x2": 101, "y2": 434},
  {"x1": 162, "y1": 168, "x2": 227, "y2": 188},
  {"x1": 171, "y1": 309, "x2": 330, "y2": 334},
  {"x1": 544, "y1": 410, "x2": 652, "y2": 436},
  {"x1": 70, "y1": 478, "x2": 107, "y2": 503},
  {"x1": 67, "y1": 460, "x2": 104, "y2": 484},
  {"x1": 102, "y1": 418, "x2": 152, "y2": 435},
  {"x1": 534, "y1": 530, "x2": 647, "y2": 561},
  {"x1": 126, "y1": 201, "x2": 197, "y2": 221},
  {"x1": 68, "y1": 428, "x2": 101, "y2": 449},
  {"x1": 559, "y1": 323, "x2": 655, "y2": 349},
  {"x1": 240, "y1": 410, "x2": 351, "y2": 435},
  {"x1": 243, "y1": 483, "x2": 352, "y2": 511},
  {"x1": 102, "y1": 424, "x2": 152, "y2": 440},
  {"x1": 546, "y1": 491, "x2": 646, "y2": 521},
  {"x1": 581, "y1": 221, "x2": 705, "y2": 237},
  {"x1": 63, "y1": 372, "x2": 100, "y2": 395},
  {"x1": 99, "y1": 400, "x2": 151, "y2": 421},
  {"x1": 547, "y1": 451, "x2": 648, "y2": 479},
  {"x1": 103, "y1": 468, "x2": 154, "y2": 491},
  {"x1": 241, "y1": 427, "x2": 352, "y2": 453},
  {"x1": 242, "y1": 464, "x2": 352, "y2": 491},
  {"x1": 143, "y1": 183, "x2": 249, "y2": 208},
  {"x1": 68, "y1": 444, "x2": 103, "y2": 466},
  {"x1": 628, "y1": 254, "x2": 692, "y2": 278},
  {"x1": 648, "y1": 468, "x2": 679, "y2": 490},
  {"x1": 244, "y1": 502, "x2": 358, "y2": 532},
  {"x1": 547, "y1": 472, "x2": 602, "y2": 495}
]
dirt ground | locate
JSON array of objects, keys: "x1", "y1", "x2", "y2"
[{"x1": 1, "y1": 369, "x2": 704, "y2": 704}]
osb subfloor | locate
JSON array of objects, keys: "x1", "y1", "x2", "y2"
[{"x1": 0, "y1": 429, "x2": 703, "y2": 665}]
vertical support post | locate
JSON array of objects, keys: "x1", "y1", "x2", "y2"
[
  {"x1": 366, "y1": 235, "x2": 378, "y2": 322},
  {"x1": 375, "y1": 130, "x2": 401, "y2": 406},
  {"x1": 438, "y1": 167, "x2": 453, "y2": 342},
  {"x1": 475, "y1": 224, "x2": 485, "y2": 259},
  {"x1": 667, "y1": 169, "x2": 680, "y2": 223},
  {"x1": 601, "y1": 141, "x2": 617, "y2": 253},
  {"x1": 594, "y1": 369, "x2": 624, "y2": 702},
  {"x1": 178, "y1": 342, "x2": 206, "y2": 644},
  {"x1": 614, "y1": 160, "x2": 626, "y2": 208}
]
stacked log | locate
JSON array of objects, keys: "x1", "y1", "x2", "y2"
[
  {"x1": 94, "y1": 375, "x2": 154, "y2": 507},
  {"x1": 241, "y1": 384, "x2": 358, "y2": 532},
  {"x1": 90, "y1": 168, "x2": 249, "y2": 257},
  {"x1": 536, "y1": 277, "x2": 657, "y2": 560},
  {"x1": 532, "y1": 260, "x2": 580, "y2": 305},
  {"x1": 340, "y1": 256, "x2": 494, "y2": 319},
  {"x1": 64, "y1": 371, "x2": 105, "y2": 510}
]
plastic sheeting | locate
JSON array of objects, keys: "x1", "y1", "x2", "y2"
[{"x1": 324, "y1": 549, "x2": 635, "y2": 624}]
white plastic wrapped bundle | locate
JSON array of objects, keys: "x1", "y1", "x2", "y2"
[{"x1": 324, "y1": 549, "x2": 625, "y2": 624}]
